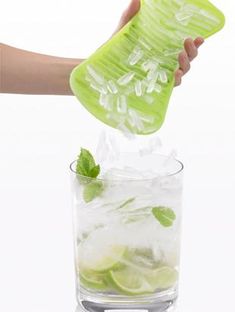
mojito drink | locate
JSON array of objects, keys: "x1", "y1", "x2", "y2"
[{"x1": 71, "y1": 152, "x2": 183, "y2": 312}]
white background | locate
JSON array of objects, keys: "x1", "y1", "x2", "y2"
[{"x1": 1, "y1": 1, "x2": 235, "y2": 311}]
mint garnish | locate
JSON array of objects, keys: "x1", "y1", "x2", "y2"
[
  {"x1": 152, "y1": 207, "x2": 176, "y2": 227},
  {"x1": 83, "y1": 181, "x2": 104, "y2": 203},
  {"x1": 76, "y1": 148, "x2": 103, "y2": 202},
  {"x1": 76, "y1": 148, "x2": 100, "y2": 178}
]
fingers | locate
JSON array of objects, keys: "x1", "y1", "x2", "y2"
[
  {"x1": 184, "y1": 38, "x2": 198, "y2": 61},
  {"x1": 194, "y1": 37, "x2": 204, "y2": 48},
  {"x1": 175, "y1": 37, "x2": 204, "y2": 86},
  {"x1": 116, "y1": 0, "x2": 141, "y2": 33},
  {"x1": 175, "y1": 69, "x2": 184, "y2": 87},
  {"x1": 178, "y1": 50, "x2": 191, "y2": 74}
]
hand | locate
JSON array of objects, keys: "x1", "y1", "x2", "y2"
[{"x1": 115, "y1": 0, "x2": 204, "y2": 87}]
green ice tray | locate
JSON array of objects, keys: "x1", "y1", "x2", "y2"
[{"x1": 70, "y1": 0, "x2": 225, "y2": 135}]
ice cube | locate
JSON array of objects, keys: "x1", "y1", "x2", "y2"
[
  {"x1": 135, "y1": 80, "x2": 143, "y2": 97},
  {"x1": 155, "y1": 83, "x2": 162, "y2": 93},
  {"x1": 139, "y1": 136, "x2": 162, "y2": 156},
  {"x1": 107, "y1": 80, "x2": 118, "y2": 94},
  {"x1": 117, "y1": 95, "x2": 127, "y2": 114},
  {"x1": 87, "y1": 65, "x2": 104, "y2": 85},
  {"x1": 99, "y1": 94, "x2": 113, "y2": 111},
  {"x1": 90, "y1": 82, "x2": 108, "y2": 94},
  {"x1": 142, "y1": 60, "x2": 159, "y2": 72},
  {"x1": 159, "y1": 70, "x2": 168, "y2": 84},
  {"x1": 95, "y1": 131, "x2": 110, "y2": 163},
  {"x1": 140, "y1": 114, "x2": 155, "y2": 124},
  {"x1": 128, "y1": 47, "x2": 144, "y2": 66},
  {"x1": 147, "y1": 79, "x2": 157, "y2": 94},
  {"x1": 147, "y1": 68, "x2": 159, "y2": 81},
  {"x1": 128, "y1": 109, "x2": 144, "y2": 131},
  {"x1": 117, "y1": 123, "x2": 136, "y2": 140},
  {"x1": 144, "y1": 94, "x2": 155, "y2": 105},
  {"x1": 117, "y1": 72, "x2": 135, "y2": 86}
]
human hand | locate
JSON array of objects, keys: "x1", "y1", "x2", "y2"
[{"x1": 115, "y1": 0, "x2": 204, "y2": 87}]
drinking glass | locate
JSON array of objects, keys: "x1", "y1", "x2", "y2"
[{"x1": 70, "y1": 153, "x2": 183, "y2": 312}]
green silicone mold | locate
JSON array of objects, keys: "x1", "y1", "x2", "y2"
[{"x1": 70, "y1": 0, "x2": 225, "y2": 135}]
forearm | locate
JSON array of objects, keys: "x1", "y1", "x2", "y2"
[{"x1": 0, "y1": 43, "x2": 83, "y2": 95}]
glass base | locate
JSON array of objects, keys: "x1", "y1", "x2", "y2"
[{"x1": 77, "y1": 288, "x2": 178, "y2": 312}]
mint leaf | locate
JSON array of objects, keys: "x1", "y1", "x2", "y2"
[
  {"x1": 76, "y1": 148, "x2": 99, "y2": 178},
  {"x1": 89, "y1": 165, "x2": 100, "y2": 178},
  {"x1": 152, "y1": 207, "x2": 176, "y2": 227},
  {"x1": 76, "y1": 148, "x2": 104, "y2": 202},
  {"x1": 83, "y1": 181, "x2": 104, "y2": 203}
]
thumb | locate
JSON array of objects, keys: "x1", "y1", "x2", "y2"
[{"x1": 117, "y1": 0, "x2": 141, "y2": 32}]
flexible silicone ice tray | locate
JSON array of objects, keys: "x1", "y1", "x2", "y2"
[{"x1": 70, "y1": 0, "x2": 225, "y2": 135}]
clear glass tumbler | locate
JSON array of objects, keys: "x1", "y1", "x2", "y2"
[{"x1": 70, "y1": 153, "x2": 183, "y2": 312}]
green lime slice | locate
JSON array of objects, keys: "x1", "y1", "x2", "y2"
[
  {"x1": 109, "y1": 267, "x2": 153, "y2": 296},
  {"x1": 79, "y1": 269, "x2": 107, "y2": 291},
  {"x1": 78, "y1": 228, "x2": 126, "y2": 272},
  {"x1": 146, "y1": 266, "x2": 178, "y2": 290}
]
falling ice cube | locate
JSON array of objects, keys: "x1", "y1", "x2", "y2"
[
  {"x1": 87, "y1": 65, "x2": 104, "y2": 85},
  {"x1": 135, "y1": 80, "x2": 143, "y2": 97},
  {"x1": 107, "y1": 80, "x2": 118, "y2": 94},
  {"x1": 117, "y1": 95, "x2": 127, "y2": 114},
  {"x1": 117, "y1": 123, "x2": 136, "y2": 140},
  {"x1": 128, "y1": 109, "x2": 144, "y2": 131},
  {"x1": 117, "y1": 72, "x2": 135, "y2": 86}
]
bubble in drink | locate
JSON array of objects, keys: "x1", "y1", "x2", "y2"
[{"x1": 118, "y1": 72, "x2": 135, "y2": 86}]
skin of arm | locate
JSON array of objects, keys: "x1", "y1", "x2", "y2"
[{"x1": 0, "y1": 0, "x2": 203, "y2": 96}]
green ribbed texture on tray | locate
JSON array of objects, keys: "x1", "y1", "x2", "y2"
[{"x1": 70, "y1": 0, "x2": 225, "y2": 135}]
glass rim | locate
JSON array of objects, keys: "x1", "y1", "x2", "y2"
[{"x1": 69, "y1": 152, "x2": 184, "y2": 182}]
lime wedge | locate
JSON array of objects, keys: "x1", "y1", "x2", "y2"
[
  {"x1": 79, "y1": 268, "x2": 107, "y2": 291},
  {"x1": 146, "y1": 266, "x2": 178, "y2": 290},
  {"x1": 78, "y1": 229, "x2": 126, "y2": 272},
  {"x1": 109, "y1": 267, "x2": 153, "y2": 295}
]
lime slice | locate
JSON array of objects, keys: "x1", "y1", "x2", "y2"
[
  {"x1": 109, "y1": 267, "x2": 153, "y2": 295},
  {"x1": 78, "y1": 229, "x2": 126, "y2": 272},
  {"x1": 79, "y1": 268, "x2": 107, "y2": 291},
  {"x1": 146, "y1": 266, "x2": 178, "y2": 290}
]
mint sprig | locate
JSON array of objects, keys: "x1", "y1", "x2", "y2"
[
  {"x1": 76, "y1": 148, "x2": 100, "y2": 178},
  {"x1": 152, "y1": 207, "x2": 176, "y2": 227},
  {"x1": 76, "y1": 148, "x2": 103, "y2": 202}
]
